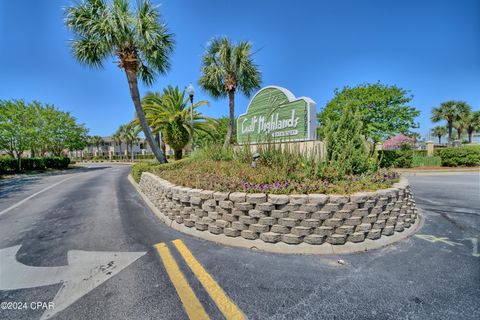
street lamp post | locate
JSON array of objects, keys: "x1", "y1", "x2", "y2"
[{"x1": 187, "y1": 83, "x2": 195, "y2": 152}]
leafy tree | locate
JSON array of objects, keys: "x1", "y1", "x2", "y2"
[
  {"x1": 431, "y1": 126, "x2": 447, "y2": 144},
  {"x1": 199, "y1": 37, "x2": 261, "y2": 148},
  {"x1": 42, "y1": 106, "x2": 89, "y2": 156},
  {"x1": 141, "y1": 86, "x2": 211, "y2": 160},
  {"x1": 0, "y1": 100, "x2": 88, "y2": 160},
  {"x1": 464, "y1": 111, "x2": 480, "y2": 143},
  {"x1": 318, "y1": 83, "x2": 419, "y2": 145},
  {"x1": 65, "y1": 0, "x2": 174, "y2": 163},
  {"x1": 431, "y1": 100, "x2": 471, "y2": 144},
  {"x1": 0, "y1": 100, "x2": 35, "y2": 163}
]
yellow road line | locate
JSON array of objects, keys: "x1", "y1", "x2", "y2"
[
  {"x1": 172, "y1": 239, "x2": 245, "y2": 320},
  {"x1": 154, "y1": 242, "x2": 210, "y2": 320}
]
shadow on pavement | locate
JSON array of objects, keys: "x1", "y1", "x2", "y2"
[{"x1": 0, "y1": 166, "x2": 110, "y2": 200}]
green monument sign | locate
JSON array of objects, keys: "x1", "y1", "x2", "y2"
[{"x1": 237, "y1": 86, "x2": 317, "y2": 144}]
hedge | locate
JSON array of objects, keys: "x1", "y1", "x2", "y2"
[
  {"x1": 436, "y1": 145, "x2": 480, "y2": 167},
  {"x1": 0, "y1": 156, "x2": 71, "y2": 174},
  {"x1": 379, "y1": 145, "x2": 480, "y2": 168},
  {"x1": 378, "y1": 150, "x2": 413, "y2": 168}
]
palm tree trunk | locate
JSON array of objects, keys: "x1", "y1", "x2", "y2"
[
  {"x1": 155, "y1": 131, "x2": 167, "y2": 162},
  {"x1": 119, "y1": 142, "x2": 122, "y2": 159},
  {"x1": 457, "y1": 129, "x2": 462, "y2": 142},
  {"x1": 468, "y1": 130, "x2": 473, "y2": 143},
  {"x1": 447, "y1": 121, "x2": 453, "y2": 145},
  {"x1": 223, "y1": 89, "x2": 235, "y2": 148},
  {"x1": 438, "y1": 135, "x2": 441, "y2": 144},
  {"x1": 124, "y1": 69, "x2": 167, "y2": 163},
  {"x1": 131, "y1": 142, "x2": 134, "y2": 162}
]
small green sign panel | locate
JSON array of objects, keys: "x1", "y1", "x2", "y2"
[{"x1": 237, "y1": 86, "x2": 316, "y2": 144}]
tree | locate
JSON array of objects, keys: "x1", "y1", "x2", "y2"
[
  {"x1": 89, "y1": 135, "x2": 104, "y2": 155},
  {"x1": 65, "y1": 0, "x2": 174, "y2": 163},
  {"x1": 460, "y1": 110, "x2": 480, "y2": 144},
  {"x1": 0, "y1": 100, "x2": 35, "y2": 164},
  {"x1": 121, "y1": 122, "x2": 139, "y2": 162},
  {"x1": 141, "y1": 86, "x2": 210, "y2": 160},
  {"x1": 0, "y1": 100, "x2": 88, "y2": 161},
  {"x1": 431, "y1": 126, "x2": 447, "y2": 144},
  {"x1": 318, "y1": 83, "x2": 419, "y2": 146},
  {"x1": 199, "y1": 37, "x2": 261, "y2": 148},
  {"x1": 42, "y1": 106, "x2": 89, "y2": 156},
  {"x1": 453, "y1": 120, "x2": 466, "y2": 141},
  {"x1": 112, "y1": 129, "x2": 124, "y2": 158},
  {"x1": 431, "y1": 100, "x2": 471, "y2": 145}
]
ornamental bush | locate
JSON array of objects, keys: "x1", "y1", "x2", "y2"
[
  {"x1": 22, "y1": 158, "x2": 47, "y2": 171},
  {"x1": 436, "y1": 146, "x2": 480, "y2": 167},
  {"x1": 0, "y1": 156, "x2": 70, "y2": 174},
  {"x1": 0, "y1": 157, "x2": 18, "y2": 174},
  {"x1": 44, "y1": 157, "x2": 71, "y2": 169},
  {"x1": 321, "y1": 104, "x2": 370, "y2": 178}
]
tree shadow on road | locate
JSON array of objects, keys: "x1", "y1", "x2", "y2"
[{"x1": 0, "y1": 166, "x2": 110, "y2": 201}]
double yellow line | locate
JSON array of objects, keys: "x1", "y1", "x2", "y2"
[{"x1": 154, "y1": 239, "x2": 245, "y2": 320}]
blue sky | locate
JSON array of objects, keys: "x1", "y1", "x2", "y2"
[{"x1": 1, "y1": 0, "x2": 479, "y2": 138}]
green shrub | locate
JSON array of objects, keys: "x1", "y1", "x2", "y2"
[
  {"x1": 22, "y1": 157, "x2": 47, "y2": 171},
  {"x1": 0, "y1": 157, "x2": 18, "y2": 174},
  {"x1": 192, "y1": 144, "x2": 234, "y2": 161},
  {"x1": 436, "y1": 145, "x2": 480, "y2": 167},
  {"x1": 44, "y1": 157, "x2": 70, "y2": 169},
  {"x1": 321, "y1": 104, "x2": 370, "y2": 178},
  {"x1": 412, "y1": 155, "x2": 441, "y2": 167},
  {"x1": 131, "y1": 162, "x2": 155, "y2": 182},
  {"x1": 394, "y1": 146, "x2": 413, "y2": 168},
  {"x1": 378, "y1": 150, "x2": 397, "y2": 168},
  {"x1": 378, "y1": 146, "x2": 413, "y2": 168},
  {"x1": 0, "y1": 156, "x2": 70, "y2": 174}
]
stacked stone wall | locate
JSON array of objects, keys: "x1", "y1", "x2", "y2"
[{"x1": 139, "y1": 172, "x2": 417, "y2": 245}]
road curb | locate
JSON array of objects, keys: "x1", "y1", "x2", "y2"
[{"x1": 128, "y1": 174, "x2": 422, "y2": 255}]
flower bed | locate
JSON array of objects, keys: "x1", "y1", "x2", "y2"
[
  {"x1": 137, "y1": 172, "x2": 418, "y2": 246},
  {"x1": 132, "y1": 159, "x2": 400, "y2": 195}
]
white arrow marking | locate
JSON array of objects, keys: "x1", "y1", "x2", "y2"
[
  {"x1": 461, "y1": 238, "x2": 480, "y2": 257},
  {"x1": 0, "y1": 245, "x2": 145, "y2": 319}
]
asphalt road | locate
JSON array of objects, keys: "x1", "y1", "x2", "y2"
[{"x1": 0, "y1": 165, "x2": 479, "y2": 320}]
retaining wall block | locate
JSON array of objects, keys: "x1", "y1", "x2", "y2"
[
  {"x1": 246, "y1": 193, "x2": 267, "y2": 204},
  {"x1": 229, "y1": 192, "x2": 247, "y2": 203},
  {"x1": 260, "y1": 232, "x2": 282, "y2": 243},
  {"x1": 282, "y1": 234, "x2": 303, "y2": 244},
  {"x1": 138, "y1": 173, "x2": 418, "y2": 246}
]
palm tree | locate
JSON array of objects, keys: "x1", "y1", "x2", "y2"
[
  {"x1": 199, "y1": 37, "x2": 261, "y2": 148},
  {"x1": 121, "y1": 122, "x2": 139, "y2": 162},
  {"x1": 142, "y1": 86, "x2": 211, "y2": 160},
  {"x1": 431, "y1": 100, "x2": 471, "y2": 145},
  {"x1": 65, "y1": 0, "x2": 173, "y2": 163},
  {"x1": 112, "y1": 128, "x2": 124, "y2": 158},
  {"x1": 463, "y1": 111, "x2": 480, "y2": 143},
  {"x1": 453, "y1": 120, "x2": 466, "y2": 142},
  {"x1": 431, "y1": 126, "x2": 447, "y2": 144},
  {"x1": 89, "y1": 135, "x2": 104, "y2": 155}
]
